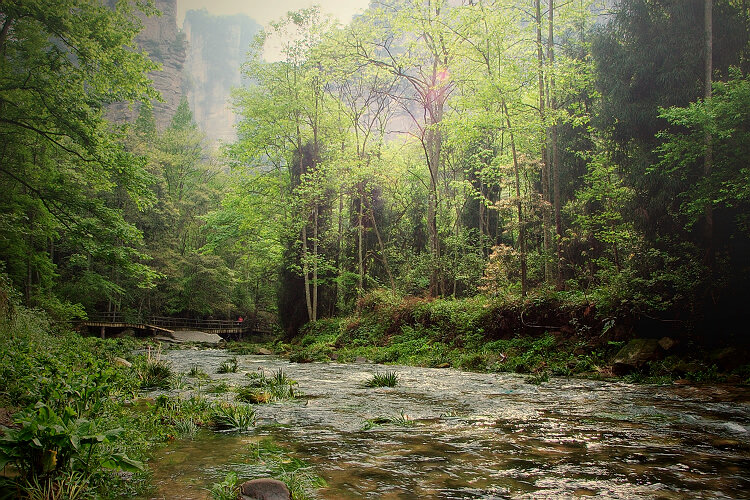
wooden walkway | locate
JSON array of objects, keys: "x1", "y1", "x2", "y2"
[{"x1": 79, "y1": 312, "x2": 274, "y2": 339}]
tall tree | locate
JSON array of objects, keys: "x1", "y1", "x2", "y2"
[
  {"x1": 0, "y1": 0, "x2": 159, "y2": 316},
  {"x1": 345, "y1": 0, "x2": 457, "y2": 296},
  {"x1": 703, "y1": 0, "x2": 714, "y2": 269},
  {"x1": 231, "y1": 8, "x2": 339, "y2": 328},
  {"x1": 548, "y1": 0, "x2": 564, "y2": 289}
]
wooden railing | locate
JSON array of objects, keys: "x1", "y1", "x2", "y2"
[{"x1": 86, "y1": 312, "x2": 274, "y2": 334}]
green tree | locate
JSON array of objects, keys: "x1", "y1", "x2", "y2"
[
  {"x1": 0, "y1": 0, "x2": 159, "y2": 317},
  {"x1": 345, "y1": 0, "x2": 458, "y2": 296},
  {"x1": 657, "y1": 69, "x2": 750, "y2": 282}
]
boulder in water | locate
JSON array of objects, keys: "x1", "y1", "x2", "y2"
[
  {"x1": 612, "y1": 338, "x2": 663, "y2": 375},
  {"x1": 239, "y1": 478, "x2": 290, "y2": 500}
]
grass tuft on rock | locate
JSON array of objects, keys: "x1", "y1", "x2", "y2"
[{"x1": 364, "y1": 371, "x2": 399, "y2": 388}]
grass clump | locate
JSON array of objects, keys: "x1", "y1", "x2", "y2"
[
  {"x1": 209, "y1": 471, "x2": 239, "y2": 500},
  {"x1": 525, "y1": 370, "x2": 550, "y2": 385},
  {"x1": 207, "y1": 380, "x2": 232, "y2": 394},
  {"x1": 236, "y1": 369, "x2": 298, "y2": 404},
  {"x1": 173, "y1": 418, "x2": 200, "y2": 439},
  {"x1": 217, "y1": 357, "x2": 239, "y2": 374},
  {"x1": 188, "y1": 364, "x2": 209, "y2": 378},
  {"x1": 246, "y1": 439, "x2": 326, "y2": 500},
  {"x1": 361, "y1": 411, "x2": 414, "y2": 430},
  {"x1": 363, "y1": 371, "x2": 399, "y2": 388},
  {"x1": 210, "y1": 402, "x2": 256, "y2": 431},
  {"x1": 136, "y1": 346, "x2": 172, "y2": 389}
]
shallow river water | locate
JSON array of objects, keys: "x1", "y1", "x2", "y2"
[{"x1": 141, "y1": 349, "x2": 750, "y2": 499}]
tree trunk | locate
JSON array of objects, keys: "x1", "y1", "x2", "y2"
[
  {"x1": 535, "y1": 0, "x2": 552, "y2": 284},
  {"x1": 704, "y1": 0, "x2": 714, "y2": 270},
  {"x1": 366, "y1": 197, "x2": 396, "y2": 293},
  {"x1": 549, "y1": 0, "x2": 563, "y2": 290},
  {"x1": 336, "y1": 189, "x2": 344, "y2": 313},
  {"x1": 358, "y1": 184, "x2": 365, "y2": 296},
  {"x1": 312, "y1": 204, "x2": 318, "y2": 322},
  {"x1": 426, "y1": 123, "x2": 441, "y2": 297},
  {"x1": 503, "y1": 99, "x2": 527, "y2": 297}
]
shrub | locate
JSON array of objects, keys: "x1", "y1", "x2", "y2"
[
  {"x1": 364, "y1": 371, "x2": 399, "y2": 388},
  {"x1": 457, "y1": 353, "x2": 487, "y2": 372},
  {"x1": 0, "y1": 403, "x2": 144, "y2": 482}
]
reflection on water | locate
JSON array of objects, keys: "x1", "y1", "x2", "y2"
[{"x1": 140, "y1": 350, "x2": 750, "y2": 499}]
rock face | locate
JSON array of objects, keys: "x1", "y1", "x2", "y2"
[
  {"x1": 138, "y1": 0, "x2": 186, "y2": 128},
  {"x1": 239, "y1": 478, "x2": 291, "y2": 500},
  {"x1": 611, "y1": 338, "x2": 664, "y2": 375},
  {"x1": 183, "y1": 11, "x2": 261, "y2": 144},
  {"x1": 108, "y1": 4, "x2": 262, "y2": 144},
  {"x1": 106, "y1": 0, "x2": 185, "y2": 129},
  {"x1": 709, "y1": 347, "x2": 745, "y2": 372}
]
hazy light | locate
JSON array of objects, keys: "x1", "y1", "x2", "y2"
[{"x1": 176, "y1": 0, "x2": 369, "y2": 28}]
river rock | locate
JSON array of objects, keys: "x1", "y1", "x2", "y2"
[
  {"x1": 239, "y1": 478, "x2": 290, "y2": 500},
  {"x1": 658, "y1": 336, "x2": 677, "y2": 351},
  {"x1": 113, "y1": 357, "x2": 132, "y2": 368},
  {"x1": 170, "y1": 330, "x2": 223, "y2": 344},
  {"x1": 256, "y1": 347, "x2": 273, "y2": 355},
  {"x1": 709, "y1": 347, "x2": 745, "y2": 372},
  {"x1": 611, "y1": 338, "x2": 663, "y2": 375}
]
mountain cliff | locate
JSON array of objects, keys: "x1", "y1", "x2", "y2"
[
  {"x1": 107, "y1": 0, "x2": 186, "y2": 129},
  {"x1": 183, "y1": 10, "x2": 261, "y2": 144}
]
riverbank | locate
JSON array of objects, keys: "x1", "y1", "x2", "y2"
[
  {"x1": 235, "y1": 291, "x2": 750, "y2": 386},
  {"x1": 1, "y1": 298, "x2": 748, "y2": 498}
]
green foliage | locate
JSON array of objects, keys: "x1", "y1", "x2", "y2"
[
  {"x1": 135, "y1": 351, "x2": 172, "y2": 389},
  {"x1": 188, "y1": 364, "x2": 209, "y2": 378},
  {"x1": 658, "y1": 68, "x2": 750, "y2": 237},
  {"x1": 245, "y1": 439, "x2": 326, "y2": 500},
  {"x1": 237, "y1": 369, "x2": 298, "y2": 403},
  {"x1": 22, "y1": 471, "x2": 89, "y2": 500},
  {"x1": 145, "y1": 395, "x2": 213, "y2": 441},
  {"x1": 209, "y1": 402, "x2": 256, "y2": 432},
  {"x1": 363, "y1": 371, "x2": 399, "y2": 388},
  {"x1": 209, "y1": 471, "x2": 239, "y2": 500},
  {"x1": 173, "y1": 418, "x2": 200, "y2": 439},
  {"x1": 0, "y1": 0, "x2": 161, "y2": 315},
  {"x1": 361, "y1": 411, "x2": 414, "y2": 430},
  {"x1": 525, "y1": 371, "x2": 550, "y2": 385},
  {"x1": 0, "y1": 303, "x2": 152, "y2": 497},
  {"x1": 0, "y1": 403, "x2": 144, "y2": 479},
  {"x1": 217, "y1": 357, "x2": 239, "y2": 374},
  {"x1": 207, "y1": 381, "x2": 232, "y2": 394}
]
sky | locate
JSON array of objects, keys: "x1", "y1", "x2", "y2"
[{"x1": 176, "y1": 0, "x2": 371, "y2": 28}]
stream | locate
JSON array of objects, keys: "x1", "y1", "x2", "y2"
[{"x1": 139, "y1": 349, "x2": 750, "y2": 499}]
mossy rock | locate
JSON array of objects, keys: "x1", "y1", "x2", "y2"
[{"x1": 611, "y1": 338, "x2": 663, "y2": 375}]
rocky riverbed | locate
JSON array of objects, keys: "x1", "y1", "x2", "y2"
[{"x1": 140, "y1": 349, "x2": 750, "y2": 499}]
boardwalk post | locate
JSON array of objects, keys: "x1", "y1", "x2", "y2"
[{"x1": 100, "y1": 325, "x2": 106, "y2": 339}]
